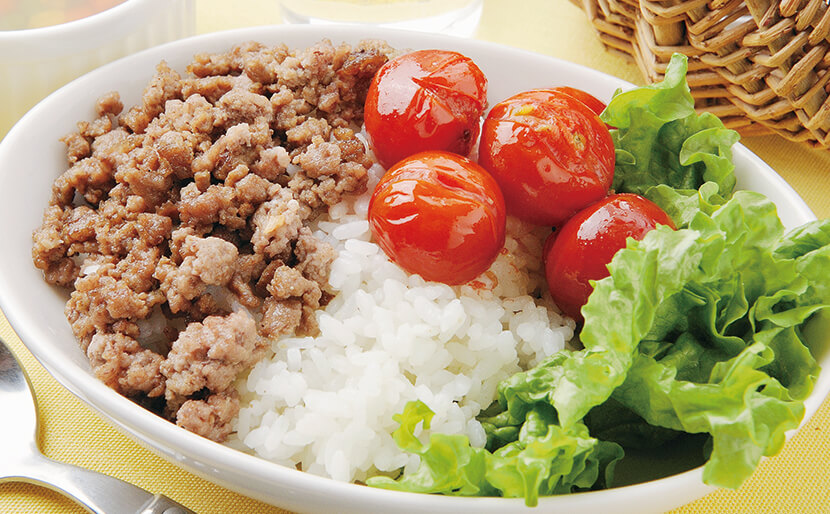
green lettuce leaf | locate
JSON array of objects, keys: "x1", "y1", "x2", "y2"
[
  {"x1": 485, "y1": 408, "x2": 622, "y2": 505},
  {"x1": 366, "y1": 400, "x2": 494, "y2": 496},
  {"x1": 368, "y1": 400, "x2": 623, "y2": 507},
  {"x1": 602, "y1": 192, "x2": 824, "y2": 487},
  {"x1": 775, "y1": 219, "x2": 830, "y2": 306},
  {"x1": 583, "y1": 397, "x2": 682, "y2": 449},
  {"x1": 775, "y1": 218, "x2": 830, "y2": 259},
  {"x1": 602, "y1": 53, "x2": 739, "y2": 198},
  {"x1": 643, "y1": 181, "x2": 726, "y2": 229}
]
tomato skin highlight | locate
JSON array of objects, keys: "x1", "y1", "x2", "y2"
[
  {"x1": 544, "y1": 193, "x2": 675, "y2": 320},
  {"x1": 478, "y1": 88, "x2": 615, "y2": 226},
  {"x1": 368, "y1": 151, "x2": 506, "y2": 285},
  {"x1": 364, "y1": 49, "x2": 488, "y2": 169}
]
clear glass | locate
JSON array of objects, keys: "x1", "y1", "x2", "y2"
[{"x1": 278, "y1": 0, "x2": 483, "y2": 37}]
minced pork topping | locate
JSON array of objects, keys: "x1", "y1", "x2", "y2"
[{"x1": 31, "y1": 39, "x2": 393, "y2": 441}]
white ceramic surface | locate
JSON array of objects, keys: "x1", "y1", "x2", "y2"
[
  {"x1": 0, "y1": 25, "x2": 825, "y2": 514},
  {"x1": 0, "y1": 0, "x2": 195, "y2": 139}
]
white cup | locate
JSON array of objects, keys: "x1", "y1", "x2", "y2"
[{"x1": 0, "y1": 0, "x2": 195, "y2": 140}]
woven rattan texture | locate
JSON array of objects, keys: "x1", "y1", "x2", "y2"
[{"x1": 573, "y1": 0, "x2": 830, "y2": 148}]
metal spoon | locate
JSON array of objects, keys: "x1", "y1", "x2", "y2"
[{"x1": 0, "y1": 337, "x2": 197, "y2": 514}]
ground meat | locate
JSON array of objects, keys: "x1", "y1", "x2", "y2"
[
  {"x1": 295, "y1": 138, "x2": 341, "y2": 179},
  {"x1": 90, "y1": 128, "x2": 141, "y2": 170},
  {"x1": 218, "y1": 88, "x2": 274, "y2": 127},
  {"x1": 295, "y1": 226, "x2": 336, "y2": 290},
  {"x1": 250, "y1": 186, "x2": 305, "y2": 260},
  {"x1": 285, "y1": 117, "x2": 331, "y2": 146},
  {"x1": 262, "y1": 262, "x2": 324, "y2": 336},
  {"x1": 96, "y1": 91, "x2": 124, "y2": 117},
  {"x1": 188, "y1": 41, "x2": 288, "y2": 80},
  {"x1": 186, "y1": 236, "x2": 239, "y2": 285},
  {"x1": 270, "y1": 85, "x2": 313, "y2": 132},
  {"x1": 250, "y1": 145, "x2": 290, "y2": 181},
  {"x1": 266, "y1": 263, "x2": 320, "y2": 302},
  {"x1": 78, "y1": 115, "x2": 114, "y2": 140},
  {"x1": 153, "y1": 131, "x2": 195, "y2": 179},
  {"x1": 175, "y1": 169, "x2": 276, "y2": 233},
  {"x1": 229, "y1": 253, "x2": 267, "y2": 309},
  {"x1": 115, "y1": 146, "x2": 177, "y2": 209},
  {"x1": 65, "y1": 243, "x2": 164, "y2": 348},
  {"x1": 87, "y1": 332, "x2": 165, "y2": 398},
  {"x1": 181, "y1": 76, "x2": 236, "y2": 104},
  {"x1": 32, "y1": 205, "x2": 83, "y2": 287},
  {"x1": 121, "y1": 61, "x2": 183, "y2": 134},
  {"x1": 191, "y1": 121, "x2": 272, "y2": 180},
  {"x1": 260, "y1": 297, "x2": 303, "y2": 338},
  {"x1": 144, "y1": 94, "x2": 224, "y2": 174},
  {"x1": 175, "y1": 391, "x2": 240, "y2": 443},
  {"x1": 51, "y1": 157, "x2": 114, "y2": 206},
  {"x1": 161, "y1": 311, "x2": 261, "y2": 399},
  {"x1": 60, "y1": 132, "x2": 91, "y2": 164},
  {"x1": 31, "y1": 38, "x2": 391, "y2": 442},
  {"x1": 155, "y1": 234, "x2": 238, "y2": 314},
  {"x1": 178, "y1": 182, "x2": 234, "y2": 229}
]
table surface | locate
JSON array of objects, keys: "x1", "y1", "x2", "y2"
[{"x1": 2, "y1": 1, "x2": 829, "y2": 512}]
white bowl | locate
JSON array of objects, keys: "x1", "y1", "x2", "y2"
[
  {"x1": 0, "y1": 0, "x2": 195, "y2": 140},
  {"x1": 0, "y1": 25, "x2": 825, "y2": 514}
]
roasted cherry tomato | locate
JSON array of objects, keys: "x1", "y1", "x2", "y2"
[
  {"x1": 544, "y1": 193, "x2": 675, "y2": 320},
  {"x1": 551, "y1": 86, "x2": 607, "y2": 117},
  {"x1": 368, "y1": 151, "x2": 506, "y2": 285},
  {"x1": 364, "y1": 49, "x2": 488, "y2": 169},
  {"x1": 478, "y1": 88, "x2": 614, "y2": 226},
  {"x1": 550, "y1": 86, "x2": 613, "y2": 129},
  {"x1": 550, "y1": 86, "x2": 608, "y2": 119}
]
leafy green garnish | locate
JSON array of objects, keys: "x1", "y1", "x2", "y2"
[
  {"x1": 367, "y1": 401, "x2": 495, "y2": 496},
  {"x1": 367, "y1": 400, "x2": 622, "y2": 506},
  {"x1": 602, "y1": 53, "x2": 740, "y2": 199}
]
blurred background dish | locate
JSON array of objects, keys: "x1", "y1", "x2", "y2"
[{"x1": 0, "y1": 0, "x2": 195, "y2": 139}]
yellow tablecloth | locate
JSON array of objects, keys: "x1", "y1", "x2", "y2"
[{"x1": 2, "y1": 1, "x2": 829, "y2": 512}]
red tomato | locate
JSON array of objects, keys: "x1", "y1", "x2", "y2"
[
  {"x1": 544, "y1": 193, "x2": 675, "y2": 320},
  {"x1": 364, "y1": 49, "x2": 488, "y2": 169},
  {"x1": 550, "y1": 86, "x2": 614, "y2": 129},
  {"x1": 553, "y1": 86, "x2": 615, "y2": 130},
  {"x1": 550, "y1": 86, "x2": 607, "y2": 117},
  {"x1": 478, "y1": 88, "x2": 615, "y2": 226},
  {"x1": 368, "y1": 151, "x2": 506, "y2": 285}
]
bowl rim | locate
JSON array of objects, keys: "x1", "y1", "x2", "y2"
[{"x1": 0, "y1": 23, "x2": 823, "y2": 513}]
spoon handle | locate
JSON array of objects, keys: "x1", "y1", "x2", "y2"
[{"x1": 4, "y1": 451, "x2": 195, "y2": 514}]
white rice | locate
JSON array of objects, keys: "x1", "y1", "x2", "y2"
[{"x1": 230, "y1": 164, "x2": 576, "y2": 483}]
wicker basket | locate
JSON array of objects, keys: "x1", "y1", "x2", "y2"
[{"x1": 572, "y1": 0, "x2": 830, "y2": 148}]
